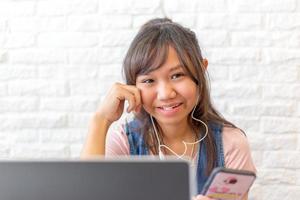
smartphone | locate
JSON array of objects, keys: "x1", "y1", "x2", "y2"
[{"x1": 201, "y1": 167, "x2": 256, "y2": 200}]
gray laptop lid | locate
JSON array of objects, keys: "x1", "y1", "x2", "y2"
[{"x1": 0, "y1": 160, "x2": 190, "y2": 200}]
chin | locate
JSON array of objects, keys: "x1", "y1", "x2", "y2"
[{"x1": 154, "y1": 115, "x2": 188, "y2": 126}]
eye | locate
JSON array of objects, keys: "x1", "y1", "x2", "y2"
[
  {"x1": 171, "y1": 73, "x2": 185, "y2": 79},
  {"x1": 142, "y1": 79, "x2": 154, "y2": 84}
]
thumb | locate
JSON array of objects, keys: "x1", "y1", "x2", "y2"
[{"x1": 193, "y1": 194, "x2": 212, "y2": 200}]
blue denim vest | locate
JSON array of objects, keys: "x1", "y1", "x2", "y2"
[{"x1": 125, "y1": 119, "x2": 225, "y2": 194}]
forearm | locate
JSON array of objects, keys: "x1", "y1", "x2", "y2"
[{"x1": 81, "y1": 114, "x2": 112, "y2": 158}]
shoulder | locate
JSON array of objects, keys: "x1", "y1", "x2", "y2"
[
  {"x1": 222, "y1": 126, "x2": 256, "y2": 172},
  {"x1": 222, "y1": 126, "x2": 248, "y2": 151}
]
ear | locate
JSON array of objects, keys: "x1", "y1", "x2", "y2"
[{"x1": 202, "y1": 58, "x2": 208, "y2": 70}]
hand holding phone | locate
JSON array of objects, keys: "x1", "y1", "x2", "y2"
[{"x1": 201, "y1": 167, "x2": 256, "y2": 200}]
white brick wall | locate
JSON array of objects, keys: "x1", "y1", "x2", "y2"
[{"x1": 0, "y1": 0, "x2": 299, "y2": 199}]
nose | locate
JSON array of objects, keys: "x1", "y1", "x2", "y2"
[{"x1": 157, "y1": 82, "x2": 176, "y2": 100}]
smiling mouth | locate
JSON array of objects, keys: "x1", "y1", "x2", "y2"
[{"x1": 158, "y1": 103, "x2": 182, "y2": 110}]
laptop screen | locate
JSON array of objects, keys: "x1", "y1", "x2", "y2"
[{"x1": 0, "y1": 160, "x2": 191, "y2": 200}]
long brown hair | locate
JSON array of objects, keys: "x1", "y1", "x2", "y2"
[{"x1": 122, "y1": 18, "x2": 236, "y2": 174}]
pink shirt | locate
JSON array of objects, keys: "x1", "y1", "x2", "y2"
[{"x1": 105, "y1": 121, "x2": 256, "y2": 173}]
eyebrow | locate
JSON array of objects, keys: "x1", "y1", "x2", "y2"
[
  {"x1": 169, "y1": 64, "x2": 184, "y2": 72},
  {"x1": 138, "y1": 64, "x2": 184, "y2": 78}
]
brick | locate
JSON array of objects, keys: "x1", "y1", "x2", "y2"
[
  {"x1": 261, "y1": 185, "x2": 296, "y2": 200},
  {"x1": 0, "y1": 146, "x2": 10, "y2": 157},
  {"x1": 263, "y1": 151, "x2": 300, "y2": 168},
  {"x1": 0, "y1": 83, "x2": 7, "y2": 96},
  {"x1": 250, "y1": 150, "x2": 263, "y2": 168},
  {"x1": 259, "y1": 65, "x2": 299, "y2": 83},
  {"x1": 262, "y1": 84, "x2": 300, "y2": 100},
  {"x1": 10, "y1": 145, "x2": 42, "y2": 158},
  {"x1": 37, "y1": 65, "x2": 65, "y2": 79},
  {"x1": 70, "y1": 144, "x2": 83, "y2": 158},
  {"x1": 272, "y1": 31, "x2": 300, "y2": 48},
  {"x1": 9, "y1": 17, "x2": 66, "y2": 32},
  {"x1": 0, "y1": 1, "x2": 35, "y2": 17},
  {"x1": 209, "y1": 99, "x2": 227, "y2": 114},
  {"x1": 37, "y1": 33, "x2": 99, "y2": 48},
  {"x1": 228, "y1": 102, "x2": 263, "y2": 116},
  {"x1": 133, "y1": 15, "x2": 164, "y2": 28},
  {"x1": 211, "y1": 83, "x2": 262, "y2": 100},
  {"x1": 67, "y1": 113, "x2": 91, "y2": 128},
  {"x1": 67, "y1": 15, "x2": 99, "y2": 31},
  {"x1": 101, "y1": 30, "x2": 134, "y2": 47},
  {"x1": 226, "y1": 117, "x2": 260, "y2": 132},
  {"x1": 262, "y1": 102, "x2": 295, "y2": 117},
  {"x1": 0, "y1": 33, "x2": 4, "y2": 47},
  {"x1": 231, "y1": 31, "x2": 272, "y2": 47},
  {"x1": 39, "y1": 144, "x2": 70, "y2": 158},
  {"x1": 195, "y1": 30, "x2": 229, "y2": 47},
  {"x1": 207, "y1": 48, "x2": 261, "y2": 65},
  {"x1": 196, "y1": 0, "x2": 227, "y2": 12},
  {"x1": 0, "y1": 113, "x2": 68, "y2": 130},
  {"x1": 64, "y1": 65, "x2": 98, "y2": 79},
  {"x1": 10, "y1": 130, "x2": 39, "y2": 144},
  {"x1": 197, "y1": 14, "x2": 263, "y2": 30},
  {"x1": 232, "y1": 31, "x2": 300, "y2": 48},
  {"x1": 286, "y1": 188, "x2": 300, "y2": 200},
  {"x1": 229, "y1": 65, "x2": 261, "y2": 82},
  {"x1": 248, "y1": 184, "x2": 262, "y2": 200},
  {"x1": 296, "y1": 102, "x2": 300, "y2": 117},
  {"x1": 130, "y1": 0, "x2": 161, "y2": 15},
  {"x1": 207, "y1": 65, "x2": 229, "y2": 81},
  {"x1": 8, "y1": 80, "x2": 68, "y2": 96},
  {"x1": 164, "y1": 0, "x2": 198, "y2": 13},
  {"x1": 37, "y1": 0, "x2": 97, "y2": 16},
  {"x1": 0, "y1": 97, "x2": 38, "y2": 112},
  {"x1": 69, "y1": 0, "x2": 98, "y2": 14},
  {"x1": 228, "y1": 0, "x2": 296, "y2": 12},
  {"x1": 10, "y1": 49, "x2": 67, "y2": 64},
  {"x1": 99, "y1": 15, "x2": 132, "y2": 29},
  {"x1": 97, "y1": 64, "x2": 123, "y2": 81},
  {"x1": 40, "y1": 97, "x2": 98, "y2": 112},
  {"x1": 265, "y1": 134, "x2": 297, "y2": 150},
  {"x1": 99, "y1": 0, "x2": 133, "y2": 14},
  {"x1": 97, "y1": 47, "x2": 127, "y2": 64},
  {"x1": 39, "y1": 129, "x2": 84, "y2": 143},
  {"x1": 267, "y1": 14, "x2": 300, "y2": 30},
  {"x1": 0, "y1": 49, "x2": 7, "y2": 63},
  {"x1": 259, "y1": 169, "x2": 296, "y2": 184},
  {"x1": 69, "y1": 80, "x2": 105, "y2": 95},
  {"x1": 69, "y1": 48, "x2": 99, "y2": 64},
  {"x1": 4, "y1": 33, "x2": 35, "y2": 48},
  {"x1": 261, "y1": 117, "x2": 300, "y2": 133},
  {"x1": 37, "y1": 1, "x2": 69, "y2": 16},
  {"x1": 263, "y1": 48, "x2": 300, "y2": 65},
  {"x1": 11, "y1": 144, "x2": 70, "y2": 159},
  {"x1": 0, "y1": 18, "x2": 5, "y2": 31}
]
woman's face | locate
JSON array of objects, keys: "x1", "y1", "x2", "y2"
[{"x1": 136, "y1": 46, "x2": 198, "y2": 126}]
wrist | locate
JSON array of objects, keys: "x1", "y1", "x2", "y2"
[{"x1": 92, "y1": 113, "x2": 113, "y2": 130}]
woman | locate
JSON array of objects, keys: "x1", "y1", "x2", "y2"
[{"x1": 82, "y1": 18, "x2": 256, "y2": 200}]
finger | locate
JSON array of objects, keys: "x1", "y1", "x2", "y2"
[
  {"x1": 122, "y1": 85, "x2": 142, "y2": 108},
  {"x1": 115, "y1": 88, "x2": 136, "y2": 113},
  {"x1": 193, "y1": 195, "x2": 211, "y2": 200}
]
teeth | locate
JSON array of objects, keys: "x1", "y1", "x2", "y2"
[
  {"x1": 162, "y1": 106, "x2": 174, "y2": 110},
  {"x1": 161, "y1": 103, "x2": 180, "y2": 110}
]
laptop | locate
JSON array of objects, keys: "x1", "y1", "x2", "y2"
[{"x1": 0, "y1": 159, "x2": 191, "y2": 200}]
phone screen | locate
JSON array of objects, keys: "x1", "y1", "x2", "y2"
[{"x1": 201, "y1": 167, "x2": 256, "y2": 200}]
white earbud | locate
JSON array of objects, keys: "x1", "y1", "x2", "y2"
[{"x1": 159, "y1": 150, "x2": 165, "y2": 160}]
